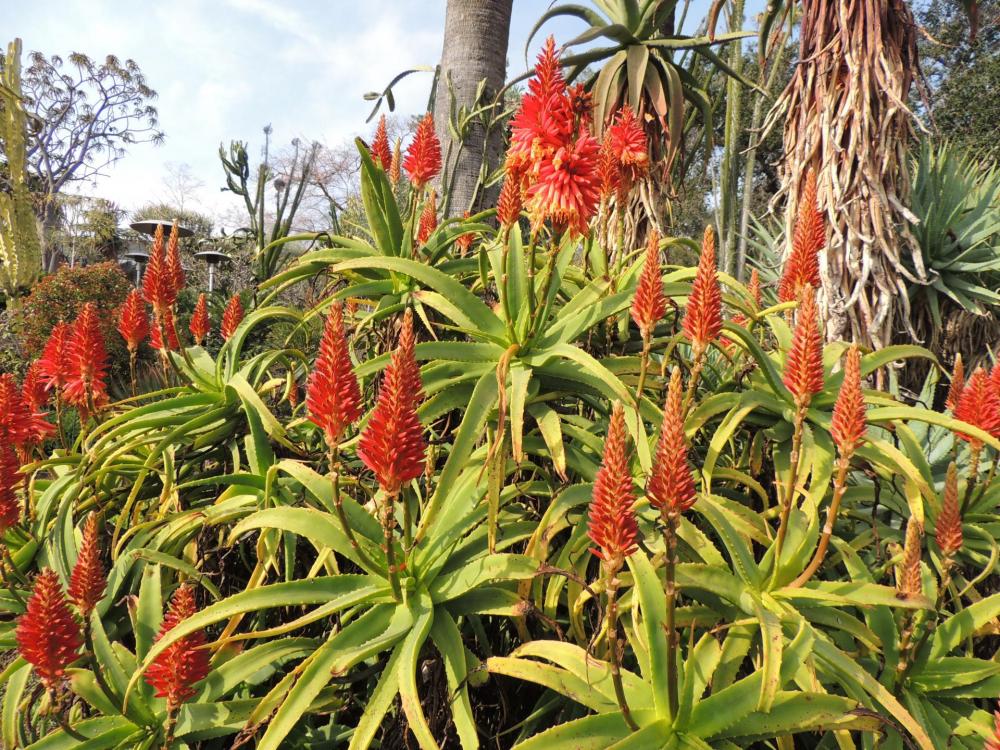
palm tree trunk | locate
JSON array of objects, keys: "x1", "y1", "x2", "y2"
[{"x1": 433, "y1": 0, "x2": 513, "y2": 217}]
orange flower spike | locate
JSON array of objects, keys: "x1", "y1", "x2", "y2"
[
  {"x1": 151, "y1": 308, "x2": 181, "y2": 352},
  {"x1": 389, "y1": 138, "x2": 402, "y2": 188},
  {"x1": 396, "y1": 308, "x2": 424, "y2": 406},
  {"x1": 416, "y1": 190, "x2": 438, "y2": 245},
  {"x1": 898, "y1": 518, "x2": 923, "y2": 598},
  {"x1": 783, "y1": 285, "x2": 825, "y2": 408},
  {"x1": 747, "y1": 268, "x2": 762, "y2": 309},
  {"x1": 403, "y1": 113, "x2": 442, "y2": 191},
  {"x1": 15, "y1": 569, "x2": 82, "y2": 689},
  {"x1": 189, "y1": 294, "x2": 211, "y2": 346},
  {"x1": 0, "y1": 447, "x2": 24, "y2": 533},
  {"x1": 647, "y1": 368, "x2": 697, "y2": 514},
  {"x1": 165, "y1": 221, "x2": 185, "y2": 299},
  {"x1": 587, "y1": 403, "x2": 639, "y2": 568},
  {"x1": 630, "y1": 230, "x2": 666, "y2": 337},
  {"x1": 220, "y1": 294, "x2": 245, "y2": 341},
  {"x1": 357, "y1": 312, "x2": 427, "y2": 495},
  {"x1": 682, "y1": 226, "x2": 724, "y2": 356},
  {"x1": 496, "y1": 175, "x2": 523, "y2": 229},
  {"x1": 144, "y1": 585, "x2": 210, "y2": 709},
  {"x1": 68, "y1": 514, "x2": 106, "y2": 618},
  {"x1": 22, "y1": 362, "x2": 49, "y2": 413},
  {"x1": 779, "y1": 167, "x2": 824, "y2": 303},
  {"x1": 935, "y1": 462, "x2": 963, "y2": 557},
  {"x1": 118, "y1": 289, "x2": 149, "y2": 353},
  {"x1": 142, "y1": 223, "x2": 173, "y2": 316},
  {"x1": 0, "y1": 374, "x2": 32, "y2": 445},
  {"x1": 64, "y1": 303, "x2": 109, "y2": 414},
  {"x1": 830, "y1": 345, "x2": 867, "y2": 458},
  {"x1": 306, "y1": 301, "x2": 363, "y2": 446},
  {"x1": 597, "y1": 138, "x2": 622, "y2": 202},
  {"x1": 38, "y1": 322, "x2": 73, "y2": 392},
  {"x1": 455, "y1": 211, "x2": 474, "y2": 256},
  {"x1": 953, "y1": 367, "x2": 1000, "y2": 444},
  {"x1": 945, "y1": 355, "x2": 965, "y2": 411},
  {"x1": 371, "y1": 114, "x2": 392, "y2": 170},
  {"x1": 606, "y1": 106, "x2": 649, "y2": 190}
]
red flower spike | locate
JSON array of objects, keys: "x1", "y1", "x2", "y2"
[
  {"x1": 497, "y1": 175, "x2": 523, "y2": 228},
  {"x1": 606, "y1": 106, "x2": 648, "y2": 191},
  {"x1": 306, "y1": 301, "x2": 363, "y2": 446},
  {"x1": 0, "y1": 374, "x2": 32, "y2": 445},
  {"x1": 417, "y1": 190, "x2": 438, "y2": 245},
  {"x1": 990, "y1": 361, "x2": 1000, "y2": 400},
  {"x1": 189, "y1": 294, "x2": 211, "y2": 346},
  {"x1": 567, "y1": 83, "x2": 592, "y2": 128},
  {"x1": 403, "y1": 113, "x2": 442, "y2": 191},
  {"x1": 389, "y1": 138, "x2": 402, "y2": 188},
  {"x1": 165, "y1": 222, "x2": 185, "y2": 299},
  {"x1": 682, "y1": 226, "x2": 724, "y2": 355},
  {"x1": 597, "y1": 138, "x2": 622, "y2": 202},
  {"x1": 455, "y1": 212, "x2": 474, "y2": 256},
  {"x1": 22, "y1": 362, "x2": 49, "y2": 413},
  {"x1": 15, "y1": 569, "x2": 82, "y2": 688},
  {"x1": 151, "y1": 309, "x2": 181, "y2": 352},
  {"x1": 779, "y1": 167, "x2": 824, "y2": 303},
  {"x1": 647, "y1": 368, "x2": 697, "y2": 515},
  {"x1": 526, "y1": 133, "x2": 601, "y2": 237},
  {"x1": 945, "y1": 355, "x2": 964, "y2": 411},
  {"x1": 630, "y1": 230, "x2": 666, "y2": 336},
  {"x1": 953, "y1": 367, "x2": 1000, "y2": 444},
  {"x1": 747, "y1": 268, "x2": 761, "y2": 308},
  {"x1": 63, "y1": 303, "x2": 109, "y2": 414},
  {"x1": 144, "y1": 585, "x2": 210, "y2": 709},
  {"x1": 371, "y1": 114, "x2": 392, "y2": 170},
  {"x1": 220, "y1": 294, "x2": 244, "y2": 341},
  {"x1": 587, "y1": 402, "x2": 639, "y2": 566},
  {"x1": 830, "y1": 345, "x2": 867, "y2": 458},
  {"x1": 118, "y1": 289, "x2": 149, "y2": 353},
  {"x1": 986, "y1": 706, "x2": 1000, "y2": 750},
  {"x1": 935, "y1": 462, "x2": 963, "y2": 557},
  {"x1": 0, "y1": 447, "x2": 24, "y2": 533},
  {"x1": 68, "y1": 514, "x2": 106, "y2": 618},
  {"x1": 142, "y1": 224, "x2": 174, "y2": 315},
  {"x1": 38, "y1": 322, "x2": 73, "y2": 392},
  {"x1": 396, "y1": 308, "x2": 424, "y2": 406},
  {"x1": 783, "y1": 285, "x2": 825, "y2": 407},
  {"x1": 898, "y1": 519, "x2": 923, "y2": 598},
  {"x1": 357, "y1": 312, "x2": 427, "y2": 495}
]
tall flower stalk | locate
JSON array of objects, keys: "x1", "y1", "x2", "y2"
[
  {"x1": 631, "y1": 230, "x2": 665, "y2": 399},
  {"x1": 681, "y1": 226, "x2": 723, "y2": 412}
]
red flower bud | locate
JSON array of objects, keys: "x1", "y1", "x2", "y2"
[
  {"x1": 306, "y1": 301, "x2": 363, "y2": 446},
  {"x1": 16, "y1": 569, "x2": 82, "y2": 689},
  {"x1": 953, "y1": 367, "x2": 1000, "y2": 445},
  {"x1": 68, "y1": 514, "x2": 106, "y2": 618},
  {"x1": 587, "y1": 403, "x2": 639, "y2": 566},
  {"x1": 63, "y1": 303, "x2": 109, "y2": 416},
  {"x1": 189, "y1": 294, "x2": 211, "y2": 346},
  {"x1": 144, "y1": 585, "x2": 210, "y2": 709},
  {"x1": 118, "y1": 289, "x2": 149, "y2": 353},
  {"x1": 783, "y1": 285, "x2": 824, "y2": 408},
  {"x1": 403, "y1": 113, "x2": 441, "y2": 191},
  {"x1": 220, "y1": 294, "x2": 244, "y2": 341},
  {"x1": 945, "y1": 354, "x2": 964, "y2": 411},
  {"x1": 682, "y1": 226, "x2": 723, "y2": 356},
  {"x1": 371, "y1": 114, "x2": 392, "y2": 171},
  {"x1": 38, "y1": 322, "x2": 73, "y2": 392},
  {"x1": 935, "y1": 462, "x2": 963, "y2": 557},
  {"x1": 417, "y1": 190, "x2": 438, "y2": 245},
  {"x1": 630, "y1": 230, "x2": 666, "y2": 337},
  {"x1": 830, "y1": 345, "x2": 866, "y2": 457},
  {"x1": 647, "y1": 368, "x2": 697, "y2": 514},
  {"x1": 779, "y1": 167, "x2": 824, "y2": 302}
]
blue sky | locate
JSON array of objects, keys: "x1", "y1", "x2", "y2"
[{"x1": 7, "y1": 0, "x2": 749, "y2": 225}]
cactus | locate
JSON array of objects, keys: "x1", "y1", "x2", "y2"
[{"x1": 0, "y1": 38, "x2": 42, "y2": 294}]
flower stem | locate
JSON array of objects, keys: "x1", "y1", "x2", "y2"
[
  {"x1": 381, "y1": 492, "x2": 403, "y2": 602},
  {"x1": 961, "y1": 442, "x2": 983, "y2": 513},
  {"x1": 636, "y1": 332, "x2": 652, "y2": 401},
  {"x1": 790, "y1": 452, "x2": 851, "y2": 588},
  {"x1": 770, "y1": 403, "x2": 807, "y2": 588},
  {"x1": 663, "y1": 513, "x2": 679, "y2": 720},
  {"x1": 328, "y1": 446, "x2": 376, "y2": 572},
  {"x1": 605, "y1": 567, "x2": 638, "y2": 732}
]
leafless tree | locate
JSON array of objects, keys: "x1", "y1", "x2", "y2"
[{"x1": 161, "y1": 162, "x2": 205, "y2": 213}]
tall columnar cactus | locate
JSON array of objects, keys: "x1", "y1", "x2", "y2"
[{"x1": 0, "y1": 38, "x2": 42, "y2": 295}]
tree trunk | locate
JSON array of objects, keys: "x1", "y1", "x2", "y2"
[{"x1": 433, "y1": 0, "x2": 513, "y2": 217}]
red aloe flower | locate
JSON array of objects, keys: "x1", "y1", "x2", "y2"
[
  {"x1": 898, "y1": 519, "x2": 923, "y2": 598},
  {"x1": 151, "y1": 308, "x2": 181, "y2": 352},
  {"x1": 630, "y1": 230, "x2": 665, "y2": 337},
  {"x1": 189, "y1": 294, "x2": 211, "y2": 346},
  {"x1": 165, "y1": 222, "x2": 185, "y2": 299},
  {"x1": 587, "y1": 402, "x2": 639, "y2": 567},
  {"x1": 779, "y1": 167, "x2": 824, "y2": 303},
  {"x1": 647, "y1": 368, "x2": 697, "y2": 515},
  {"x1": 118, "y1": 289, "x2": 149, "y2": 352},
  {"x1": 371, "y1": 114, "x2": 392, "y2": 170},
  {"x1": 945, "y1": 355, "x2": 965, "y2": 411},
  {"x1": 15, "y1": 569, "x2": 82, "y2": 689},
  {"x1": 953, "y1": 367, "x2": 1000, "y2": 444},
  {"x1": 396, "y1": 308, "x2": 424, "y2": 406},
  {"x1": 0, "y1": 446, "x2": 24, "y2": 533},
  {"x1": 22, "y1": 362, "x2": 49, "y2": 413},
  {"x1": 403, "y1": 113, "x2": 442, "y2": 191},
  {"x1": 0, "y1": 374, "x2": 32, "y2": 446},
  {"x1": 63, "y1": 303, "x2": 109, "y2": 414},
  {"x1": 389, "y1": 137, "x2": 402, "y2": 188},
  {"x1": 220, "y1": 294, "x2": 244, "y2": 341},
  {"x1": 497, "y1": 175, "x2": 523, "y2": 228},
  {"x1": 682, "y1": 226, "x2": 724, "y2": 356},
  {"x1": 142, "y1": 224, "x2": 174, "y2": 315},
  {"x1": 783, "y1": 285, "x2": 824, "y2": 408},
  {"x1": 597, "y1": 138, "x2": 622, "y2": 202},
  {"x1": 526, "y1": 133, "x2": 601, "y2": 237},
  {"x1": 935, "y1": 462, "x2": 963, "y2": 557},
  {"x1": 986, "y1": 706, "x2": 1000, "y2": 750},
  {"x1": 830, "y1": 345, "x2": 867, "y2": 458},
  {"x1": 38, "y1": 322, "x2": 73, "y2": 392},
  {"x1": 144, "y1": 585, "x2": 210, "y2": 709},
  {"x1": 357, "y1": 313, "x2": 427, "y2": 495},
  {"x1": 567, "y1": 83, "x2": 592, "y2": 128},
  {"x1": 417, "y1": 190, "x2": 438, "y2": 245},
  {"x1": 68, "y1": 513, "x2": 106, "y2": 618},
  {"x1": 606, "y1": 106, "x2": 648, "y2": 191},
  {"x1": 455, "y1": 212, "x2": 474, "y2": 256},
  {"x1": 306, "y1": 301, "x2": 363, "y2": 446}
]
